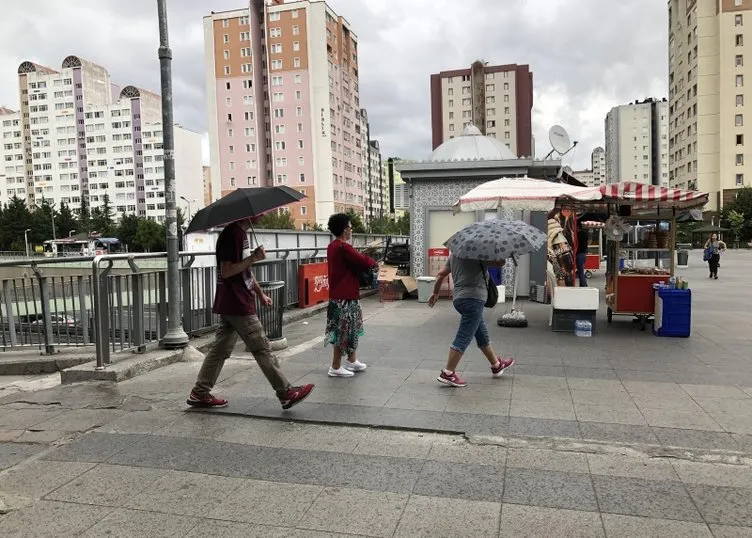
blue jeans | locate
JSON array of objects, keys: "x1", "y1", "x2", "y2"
[
  {"x1": 450, "y1": 298, "x2": 490, "y2": 354},
  {"x1": 576, "y1": 252, "x2": 588, "y2": 287}
]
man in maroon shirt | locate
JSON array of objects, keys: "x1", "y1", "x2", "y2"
[{"x1": 187, "y1": 218, "x2": 314, "y2": 409}]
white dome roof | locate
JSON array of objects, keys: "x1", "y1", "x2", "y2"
[{"x1": 429, "y1": 124, "x2": 518, "y2": 162}]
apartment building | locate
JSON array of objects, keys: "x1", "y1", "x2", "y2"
[
  {"x1": 591, "y1": 146, "x2": 606, "y2": 186},
  {"x1": 430, "y1": 60, "x2": 533, "y2": 159},
  {"x1": 359, "y1": 107, "x2": 386, "y2": 223},
  {"x1": 204, "y1": 0, "x2": 364, "y2": 229},
  {"x1": 573, "y1": 169, "x2": 596, "y2": 187},
  {"x1": 0, "y1": 56, "x2": 203, "y2": 222},
  {"x1": 604, "y1": 98, "x2": 669, "y2": 186},
  {"x1": 385, "y1": 157, "x2": 408, "y2": 218},
  {"x1": 668, "y1": 0, "x2": 752, "y2": 211}
]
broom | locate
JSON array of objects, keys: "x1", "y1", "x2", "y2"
[{"x1": 498, "y1": 256, "x2": 528, "y2": 328}]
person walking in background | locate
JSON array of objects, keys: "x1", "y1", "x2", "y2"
[
  {"x1": 326, "y1": 213, "x2": 377, "y2": 378},
  {"x1": 187, "y1": 218, "x2": 314, "y2": 409},
  {"x1": 576, "y1": 222, "x2": 589, "y2": 287},
  {"x1": 428, "y1": 255, "x2": 514, "y2": 387},
  {"x1": 704, "y1": 232, "x2": 727, "y2": 280}
]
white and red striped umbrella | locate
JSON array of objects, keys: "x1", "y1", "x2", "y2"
[
  {"x1": 600, "y1": 182, "x2": 708, "y2": 210},
  {"x1": 452, "y1": 176, "x2": 603, "y2": 214}
]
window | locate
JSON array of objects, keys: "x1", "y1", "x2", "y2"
[
  {"x1": 247, "y1": 176, "x2": 257, "y2": 185},
  {"x1": 225, "y1": 97, "x2": 232, "y2": 107},
  {"x1": 244, "y1": 127, "x2": 254, "y2": 136},
  {"x1": 223, "y1": 50, "x2": 230, "y2": 59},
  {"x1": 275, "y1": 141, "x2": 286, "y2": 150},
  {"x1": 271, "y1": 59, "x2": 282, "y2": 70},
  {"x1": 292, "y1": 25, "x2": 300, "y2": 35},
  {"x1": 737, "y1": 153, "x2": 745, "y2": 166},
  {"x1": 737, "y1": 34, "x2": 744, "y2": 46},
  {"x1": 270, "y1": 27, "x2": 281, "y2": 38},
  {"x1": 736, "y1": 14, "x2": 743, "y2": 27},
  {"x1": 272, "y1": 75, "x2": 283, "y2": 86},
  {"x1": 276, "y1": 157, "x2": 287, "y2": 167},
  {"x1": 271, "y1": 43, "x2": 282, "y2": 53},
  {"x1": 295, "y1": 90, "x2": 301, "y2": 100},
  {"x1": 737, "y1": 173, "x2": 745, "y2": 185},
  {"x1": 487, "y1": 120, "x2": 496, "y2": 128},
  {"x1": 504, "y1": 131, "x2": 511, "y2": 139},
  {"x1": 737, "y1": 134, "x2": 745, "y2": 145},
  {"x1": 240, "y1": 31, "x2": 249, "y2": 41},
  {"x1": 240, "y1": 47, "x2": 251, "y2": 57},
  {"x1": 448, "y1": 99, "x2": 454, "y2": 107},
  {"x1": 292, "y1": 9, "x2": 299, "y2": 18},
  {"x1": 230, "y1": 177, "x2": 236, "y2": 187},
  {"x1": 298, "y1": 156, "x2": 305, "y2": 165},
  {"x1": 294, "y1": 57, "x2": 301, "y2": 68},
  {"x1": 243, "y1": 95, "x2": 253, "y2": 105},
  {"x1": 449, "y1": 124, "x2": 455, "y2": 132},
  {"x1": 297, "y1": 123, "x2": 303, "y2": 132},
  {"x1": 293, "y1": 41, "x2": 300, "y2": 51},
  {"x1": 269, "y1": 12, "x2": 280, "y2": 21},
  {"x1": 295, "y1": 74, "x2": 302, "y2": 84},
  {"x1": 737, "y1": 114, "x2": 744, "y2": 126},
  {"x1": 239, "y1": 16, "x2": 248, "y2": 25},
  {"x1": 223, "y1": 34, "x2": 229, "y2": 44},
  {"x1": 297, "y1": 139, "x2": 304, "y2": 149},
  {"x1": 299, "y1": 173, "x2": 305, "y2": 182},
  {"x1": 222, "y1": 18, "x2": 229, "y2": 28},
  {"x1": 241, "y1": 63, "x2": 252, "y2": 73},
  {"x1": 276, "y1": 174, "x2": 287, "y2": 184},
  {"x1": 244, "y1": 111, "x2": 253, "y2": 120},
  {"x1": 738, "y1": 94, "x2": 745, "y2": 107},
  {"x1": 273, "y1": 92, "x2": 284, "y2": 102},
  {"x1": 274, "y1": 108, "x2": 284, "y2": 118},
  {"x1": 246, "y1": 143, "x2": 255, "y2": 152},
  {"x1": 224, "y1": 66, "x2": 231, "y2": 75},
  {"x1": 275, "y1": 124, "x2": 286, "y2": 134},
  {"x1": 296, "y1": 106, "x2": 303, "y2": 116}
]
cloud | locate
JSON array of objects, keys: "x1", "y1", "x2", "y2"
[{"x1": 0, "y1": 0, "x2": 667, "y2": 169}]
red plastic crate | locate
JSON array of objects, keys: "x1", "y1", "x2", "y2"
[{"x1": 379, "y1": 282, "x2": 403, "y2": 302}]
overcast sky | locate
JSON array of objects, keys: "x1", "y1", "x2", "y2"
[{"x1": 0, "y1": 0, "x2": 666, "y2": 170}]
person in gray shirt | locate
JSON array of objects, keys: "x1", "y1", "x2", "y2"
[{"x1": 428, "y1": 254, "x2": 514, "y2": 387}]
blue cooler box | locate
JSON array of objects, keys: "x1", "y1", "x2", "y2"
[{"x1": 653, "y1": 288, "x2": 691, "y2": 337}]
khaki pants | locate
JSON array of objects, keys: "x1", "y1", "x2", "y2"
[{"x1": 192, "y1": 314, "x2": 290, "y2": 397}]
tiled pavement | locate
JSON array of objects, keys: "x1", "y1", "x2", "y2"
[{"x1": 0, "y1": 250, "x2": 751, "y2": 536}]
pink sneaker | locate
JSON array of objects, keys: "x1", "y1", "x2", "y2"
[
  {"x1": 491, "y1": 357, "x2": 515, "y2": 378},
  {"x1": 437, "y1": 370, "x2": 467, "y2": 387}
]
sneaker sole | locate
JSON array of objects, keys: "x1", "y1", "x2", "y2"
[
  {"x1": 344, "y1": 366, "x2": 367, "y2": 372},
  {"x1": 281, "y1": 390, "x2": 313, "y2": 410},
  {"x1": 492, "y1": 360, "x2": 516, "y2": 378},
  {"x1": 328, "y1": 371, "x2": 355, "y2": 377},
  {"x1": 186, "y1": 399, "x2": 228, "y2": 408},
  {"x1": 437, "y1": 376, "x2": 466, "y2": 388}
]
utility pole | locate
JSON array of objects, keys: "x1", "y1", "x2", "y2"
[{"x1": 157, "y1": 0, "x2": 188, "y2": 348}]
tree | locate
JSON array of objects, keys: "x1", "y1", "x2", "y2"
[
  {"x1": 727, "y1": 209, "x2": 747, "y2": 248},
  {"x1": 367, "y1": 212, "x2": 409, "y2": 236},
  {"x1": 91, "y1": 194, "x2": 115, "y2": 236},
  {"x1": 345, "y1": 210, "x2": 366, "y2": 234},
  {"x1": 721, "y1": 186, "x2": 752, "y2": 244},
  {"x1": 0, "y1": 197, "x2": 32, "y2": 252},
  {"x1": 57, "y1": 201, "x2": 79, "y2": 239},
  {"x1": 78, "y1": 197, "x2": 91, "y2": 231},
  {"x1": 302, "y1": 221, "x2": 324, "y2": 232},
  {"x1": 134, "y1": 218, "x2": 164, "y2": 252},
  {"x1": 117, "y1": 214, "x2": 140, "y2": 251},
  {"x1": 255, "y1": 210, "x2": 296, "y2": 230}
]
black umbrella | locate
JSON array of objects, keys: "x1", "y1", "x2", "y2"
[{"x1": 186, "y1": 186, "x2": 306, "y2": 235}]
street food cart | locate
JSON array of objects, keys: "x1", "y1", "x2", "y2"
[
  {"x1": 580, "y1": 221, "x2": 604, "y2": 278},
  {"x1": 568, "y1": 183, "x2": 708, "y2": 330}
]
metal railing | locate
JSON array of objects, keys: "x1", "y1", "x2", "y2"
[{"x1": 0, "y1": 232, "x2": 406, "y2": 368}]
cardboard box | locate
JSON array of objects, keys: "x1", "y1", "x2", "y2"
[{"x1": 377, "y1": 263, "x2": 417, "y2": 294}]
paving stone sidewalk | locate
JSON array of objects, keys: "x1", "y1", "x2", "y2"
[{"x1": 0, "y1": 250, "x2": 750, "y2": 536}]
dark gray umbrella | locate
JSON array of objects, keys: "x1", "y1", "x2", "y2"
[
  {"x1": 186, "y1": 186, "x2": 306, "y2": 234},
  {"x1": 444, "y1": 219, "x2": 546, "y2": 261}
]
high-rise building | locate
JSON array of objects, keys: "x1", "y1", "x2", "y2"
[
  {"x1": 386, "y1": 157, "x2": 408, "y2": 218},
  {"x1": 0, "y1": 56, "x2": 203, "y2": 222},
  {"x1": 202, "y1": 165, "x2": 213, "y2": 207},
  {"x1": 604, "y1": 98, "x2": 669, "y2": 186},
  {"x1": 430, "y1": 60, "x2": 533, "y2": 158},
  {"x1": 668, "y1": 0, "x2": 750, "y2": 211},
  {"x1": 591, "y1": 146, "x2": 606, "y2": 186},
  {"x1": 359, "y1": 107, "x2": 386, "y2": 224},
  {"x1": 572, "y1": 169, "x2": 596, "y2": 187},
  {"x1": 204, "y1": 0, "x2": 363, "y2": 229}
]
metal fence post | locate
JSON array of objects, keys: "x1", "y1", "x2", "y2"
[
  {"x1": 157, "y1": 271, "x2": 167, "y2": 338},
  {"x1": 2, "y1": 280, "x2": 18, "y2": 348},
  {"x1": 31, "y1": 264, "x2": 56, "y2": 356},
  {"x1": 182, "y1": 266, "x2": 193, "y2": 336},
  {"x1": 131, "y1": 274, "x2": 146, "y2": 353},
  {"x1": 202, "y1": 268, "x2": 213, "y2": 329},
  {"x1": 93, "y1": 258, "x2": 113, "y2": 369}
]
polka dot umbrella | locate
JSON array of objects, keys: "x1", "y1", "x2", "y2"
[{"x1": 444, "y1": 219, "x2": 546, "y2": 262}]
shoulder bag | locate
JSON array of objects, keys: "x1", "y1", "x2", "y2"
[
  {"x1": 480, "y1": 262, "x2": 498, "y2": 308},
  {"x1": 340, "y1": 243, "x2": 376, "y2": 289}
]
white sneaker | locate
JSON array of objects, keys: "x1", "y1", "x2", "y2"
[
  {"x1": 344, "y1": 360, "x2": 367, "y2": 372},
  {"x1": 328, "y1": 366, "x2": 355, "y2": 377}
]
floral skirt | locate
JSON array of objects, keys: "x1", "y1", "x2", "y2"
[{"x1": 325, "y1": 299, "x2": 364, "y2": 358}]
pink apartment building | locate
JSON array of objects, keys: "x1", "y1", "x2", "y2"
[{"x1": 204, "y1": 0, "x2": 364, "y2": 228}]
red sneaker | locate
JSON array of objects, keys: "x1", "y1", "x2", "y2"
[
  {"x1": 186, "y1": 391, "x2": 228, "y2": 408},
  {"x1": 437, "y1": 370, "x2": 467, "y2": 387},
  {"x1": 491, "y1": 357, "x2": 515, "y2": 378},
  {"x1": 279, "y1": 384, "x2": 314, "y2": 410}
]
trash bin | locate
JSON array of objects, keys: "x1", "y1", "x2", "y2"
[
  {"x1": 257, "y1": 281, "x2": 285, "y2": 341},
  {"x1": 417, "y1": 276, "x2": 436, "y2": 303},
  {"x1": 677, "y1": 250, "x2": 689, "y2": 267}
]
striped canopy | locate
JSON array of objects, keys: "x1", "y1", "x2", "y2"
[
  {"x1": 599, "y1": 182, "x2": 709, "y2": 210},
  {"x1": 452, "y1": 176, "x2": 603, "y2": 214}
]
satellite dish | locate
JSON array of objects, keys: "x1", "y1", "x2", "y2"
[
  {"x1": 544, "y1": 125, "x2": 578, "y2": 159},
  {"x1": 549, "y1": 125, "x2": 571, "y2": 154}
]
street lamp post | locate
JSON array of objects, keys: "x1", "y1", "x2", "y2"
[
  {"x1": 180, "y1": 196, "x2": 196, "y2": 221},
  {"x1": 69, "y1": 230, "x2": 75, "y2": 237},
  {"x1": 24, "y1": 229, "x2": 31, "y2": 258},
  {"x1": 157, "y1": 0, "x2": 188, "y2": 348}
]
